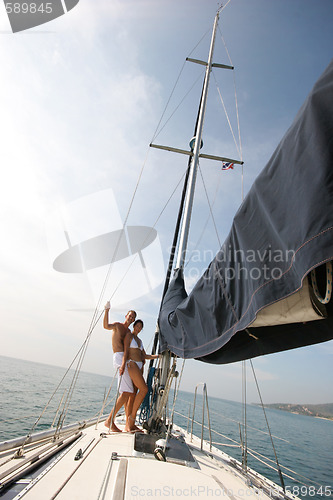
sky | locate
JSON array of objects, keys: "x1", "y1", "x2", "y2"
[{"x1": 0, "y1": 0, "x2": 332, "y2": 406}]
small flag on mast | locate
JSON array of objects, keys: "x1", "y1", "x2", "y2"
[{"x1": 222, "y1": 162, "x2": 234, "y2": 170}]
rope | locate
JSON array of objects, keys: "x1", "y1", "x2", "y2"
[{"x1": 139, "y1": 365, "x2": 157, "y2": 424}]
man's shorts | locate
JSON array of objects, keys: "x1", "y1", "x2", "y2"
[{"x1": 113, "y1": 352, "x2": 134, "y2": 393}]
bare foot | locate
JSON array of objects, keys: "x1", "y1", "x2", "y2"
[
  {"x1": 104, "y1": 420, "x2": 122, "y2": 433},
  {"x1": 126, "y1": 416, "x2": 143, "y2": 433},
  {"x1": 124, "y1": 427, "x2": 136, "y2": 433}
]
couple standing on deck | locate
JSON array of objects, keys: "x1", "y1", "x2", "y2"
[{"x1": 103, "y1": 302, "x2": 159, "y2": 432}]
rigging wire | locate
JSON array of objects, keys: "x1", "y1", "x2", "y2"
[
  {"x1": 150, "y1": 60, "x2": 187, "y2": 144},
  {"x1": 184, "y1": 28, "x2": 243, "y2": 272},
  {"x1": 95, "y1": 369, "x2": 118, "y2": 428},
  {"x1": 151, "y1": 70, "x2": 205, "y2": 143},
  {"x1": 148, "y1": 77, "x2": 208, "y2": 367},
  {"x1": 55, "y1": 167, "x2": 187, "y2": 428},
  {"x1": 212, "y1": 71, "x2": 241, "y2": 159},
  {"x1": 198, "y1": 164, "x2": 222, "y2": 248},
  {"x1": 218, "y1": 25, "x2": 244, "y2": 194},
  {"x1": 250, "y1": 359, "x2": 286, "y2": 492},
  {"x1": 175, "y1": 409, "x2": 241, "y2": 448},
  {"x1": 43, "y1": 143, "x2": 191, "y2": 431},
  {"x1": 219, "y1": 0, "x2": 233, "y2": 12},
  {"x1": 145, "y1": 63, "x2": 215, "y2": 428},
  {"x1": 34, "y1": 162, "x2": 188, "y2": 437},
  {"x1": 55, "y1": 10, "x2": 243, "y2": 432},
  {"x1": 175, "y1": 400, "x2": 321, "y2": 490},
  {"x1": 18, "y1": 146, "x2": 153, "y2": 441},
  {"x1": 241, "y1": 360, "x2": 247, "y2": 471},
  {"x1": 184, "y1": 167, "x2": 222, "y2": 270},
  {"x1": 26, "y1": 4, "x2": 243, "y2": 447},
  {"x1": 14, "y1": 338, "x2": 96, "y2": 455},
  {"x1": 152, "y1": 15, "x2": 233, "y2": 144},
  {"x1": 101, "y1": 169, "x2": 188, "y2": 309},
  {"x1": 212, "y1": 260, "x2": 284, "y2": 489},
  {"x1": 246, "y1": 448, "x2": 325, "y2": 488},
  {"x1": 173, "y1": 406, "x2": 323, "y2": 490},
  {"x1": 24, "y1": 160, "x2": 189, "y2": 440},
  {"x1": 175, "y1": 394, "x2": 316, "y2": 452},
  {"x1": 151, "y1": 21, "x2": 212, "y2": 144}
]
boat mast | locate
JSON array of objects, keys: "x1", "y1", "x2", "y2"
[
  {"x1": 149, "y1": 12, "x2": 221, "y2": 433},
  {"x1": 176, "y1": 11, "x2": 219, "y2": 269}
]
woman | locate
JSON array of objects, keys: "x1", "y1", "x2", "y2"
[{"x1": 122, "y1": 319, "x2": 159, "y2": 432}]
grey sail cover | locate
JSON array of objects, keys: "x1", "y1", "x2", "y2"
[{"x1": 158, "y1": 60, "x2": 333, "y2": 364}]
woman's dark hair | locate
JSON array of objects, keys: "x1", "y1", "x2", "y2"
[{"x1": 133, "y1": 319, "x2": 144, "y2": 328}]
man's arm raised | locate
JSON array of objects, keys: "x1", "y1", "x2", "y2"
[{"x1": 103, "y1": 301, "x2": 117, "y2": 330}]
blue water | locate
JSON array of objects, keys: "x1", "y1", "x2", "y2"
[{"x1": 0, "y1": 355, "x2": 332, "y2": 499}]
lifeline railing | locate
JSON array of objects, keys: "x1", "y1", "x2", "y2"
[
  {"x1": 189, "y1": 383, "x2": 212, "y2": 451},
  {"x1": 174, "y1": 395, "x2": 321, "y2": 494}
]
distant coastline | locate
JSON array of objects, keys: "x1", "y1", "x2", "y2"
[{"x1": 259, "y1": 403, "x2": 333, "y2": 420}]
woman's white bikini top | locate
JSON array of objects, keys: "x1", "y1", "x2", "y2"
[{"x1": 130, "y1": 336, "x2": 143, "y2": 350}]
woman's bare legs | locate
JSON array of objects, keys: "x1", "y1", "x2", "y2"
[
  {"x1": 104, "y1": 392, "x2": 131, "y2": 432},
  {"x1": 126, "y1": 361, "x2": 148, "y2": 431},
  {"x1": 125, "y1": 387, "x2": 137, "y2": 423}
]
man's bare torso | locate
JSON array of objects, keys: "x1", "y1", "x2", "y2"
[{"x1": 112, "y1": 323, "x2": 131, "y2": 353}]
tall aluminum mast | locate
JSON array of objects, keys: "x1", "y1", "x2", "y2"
[
  {"x1": 175, "y1": 11, "x2": 220, "y2": 269},
  {"x1": 148, "y1": 12, "x2": 221, "y2": 433}
]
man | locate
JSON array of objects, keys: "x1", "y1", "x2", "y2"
[{"x1": 103, "y1": 301, "x2": 136, "y2": 432}]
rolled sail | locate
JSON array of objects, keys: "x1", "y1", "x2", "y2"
[{"x1": 159, "y1": 60, "x2": 333, "y2": 364}]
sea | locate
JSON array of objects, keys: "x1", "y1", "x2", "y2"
[{"x1": 0, "y1": 355, "x2": 332, "y2": 499}]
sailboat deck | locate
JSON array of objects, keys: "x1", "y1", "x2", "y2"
[{"x1": 0, "y1": 418, "x2": 297, "y2": 500}]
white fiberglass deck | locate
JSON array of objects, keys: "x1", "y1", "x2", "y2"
[{"x1": 0, "y1": 417, "x2": 298, "y2": 500}]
